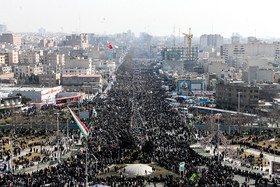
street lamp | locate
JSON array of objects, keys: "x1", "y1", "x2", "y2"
[{"x1": 54, "y1": 113, "x2": 60, "y2": 162}]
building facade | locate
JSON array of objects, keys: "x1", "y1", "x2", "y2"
[
  {"x1": 222, "y1": 42, "x2": 280, "y2": 65},
  {"x1": 216, "y1": 81, "x2": 259, "y2": 113},
  {"x1": 0, "y1": 33, "x2": 21, "y2": 46},
  {"x1": 63, "y1": 34, "x2": 89, "y2": 48},
  {"x1": 62, "y1": 75, "x2": 102, "y2": 94},
  {"x1": 0, "y1": 51, "x2": 18, "y2": 65},
  {"x1": 200, "y1": 34, "x2": 224, "y2": 49},
  {"x1": 38, "y1": 73, "x2": 60, "y2": 87},
  {"x1": 248, "y1": 66, "x2": 274, "y2": 84},
  {"x1": 19, "y1": 51, "x2": 40, "y2": 64},
  {"x1": 14, "y1": 65, "x2": 43, "y2": 78}
]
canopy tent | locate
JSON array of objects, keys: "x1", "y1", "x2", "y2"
[{"x1": 122, "y1": 164, "x2": 153, "y2": 176}]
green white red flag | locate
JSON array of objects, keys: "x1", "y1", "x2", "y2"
[
  {"x1": 68, "y1": 107, "x2": 89, "y2": 140},
  {"x1": 268, "y1": 137, "x2": 275, "y2": 143}
]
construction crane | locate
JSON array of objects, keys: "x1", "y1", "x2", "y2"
[{"x1": 183, "y1": 28, "x2": 193, "y2": 59}]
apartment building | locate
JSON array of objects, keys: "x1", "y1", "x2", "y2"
[
  {"x1": 14, "y1": 65, "x2": 43, "y2": 78},
  {"x1": 0, "y1": 51, "x2": 18, "y2": 65},
  {"x1": 19, "y1": 51, "x2": 40, "y2": 64}
]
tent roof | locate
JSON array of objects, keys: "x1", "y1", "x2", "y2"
[{"x1": 123, "y1": 164, "x2": 153, "y2": 176}]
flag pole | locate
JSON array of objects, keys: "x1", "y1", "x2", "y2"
[
  {"x1": 1, "y1": 138, "x2": 3, "y2": 160},
  {"x1": 274, "y1": 136, "x2": 276, "y2": 162},
  {"x1": 85, "y1": 140, "x2": 88, "y2": 187}
]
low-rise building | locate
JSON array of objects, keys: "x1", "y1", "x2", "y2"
[
  {"x1": 0, "y1": 93, "x2": 22, "y2": 110},
  {"x1": 0, "y1": 86, "x2": 63, "y2": 102},
  {"x1": 258, "y1": 83, "x2": 280, "y2": 102}
]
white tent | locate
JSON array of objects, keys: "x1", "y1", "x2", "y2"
[{"x1": 123, "y1": 164, "x2": 153, "y2": 176}]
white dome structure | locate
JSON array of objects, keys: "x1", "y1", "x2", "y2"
[{"x1": 123, "y1": 164, "x2": 153, "y2": 176}]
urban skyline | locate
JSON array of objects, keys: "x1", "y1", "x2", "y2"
[{"x1": 1, "y1": 0, "x2": 280, "y2": 38}]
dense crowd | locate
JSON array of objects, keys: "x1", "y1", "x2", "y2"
[{"x1": 0, "y1": 57, "x2": 276, "y2": 186}]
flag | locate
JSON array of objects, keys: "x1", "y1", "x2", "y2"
[
  {"x1": 68, "y1": 107, "x2": 89, "y2": 140},
  {"x1": 268, "y1": 138, "x2": 275, "y2": 143}
]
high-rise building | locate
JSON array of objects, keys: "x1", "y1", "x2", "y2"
[
  {"x1": 38, "y1": 27, "x2": 46, "y2": 34},
  {"x1": 63, "y1": 34, "x2": 88, "y2": 48},
  {"x1": 0, "y1": 33, "x2": 21, "y2": 46},
  {"x1": 221, "y1": 41, "x2": 280, "y2": 66},
  {"x1": 0, "y1": 24, "x2": 7, "y2": 33},
  {"x1": 200, "y1": 34, "x2": 224, "y2": 49}
]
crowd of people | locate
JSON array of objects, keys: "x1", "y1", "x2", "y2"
[{"x1": 0, "y1": 53, "x2": 277, "y2": 186}]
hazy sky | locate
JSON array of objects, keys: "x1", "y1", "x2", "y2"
[{"x1": 1, "y1": 0, "x2": 279, "y2": 38}]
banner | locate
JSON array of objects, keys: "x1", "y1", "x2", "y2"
[{"x1": 272, "y1": 161, "x2": 280, "y2": 174}]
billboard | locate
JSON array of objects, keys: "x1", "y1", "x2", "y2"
[
  {"x1": 191, "y1": 84, "x2": 201, "y2": 90},
  {"x1": 272, "y1": 161, "x2": 280, "y2": 174},
  {"x1": 178, "y1": 80, "x2": 190, "y2": 91}
]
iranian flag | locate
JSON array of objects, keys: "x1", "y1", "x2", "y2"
[
  {"x1": 68, "y1": 107, "x2": 89, "y2": 140},
  {"x1": 268, "y1": 137, "x2": 275, "y2": 143}
]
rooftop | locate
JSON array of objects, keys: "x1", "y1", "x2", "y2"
[{"x1": 62, "y1": 75, "x2": 101, "y2": 78}]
